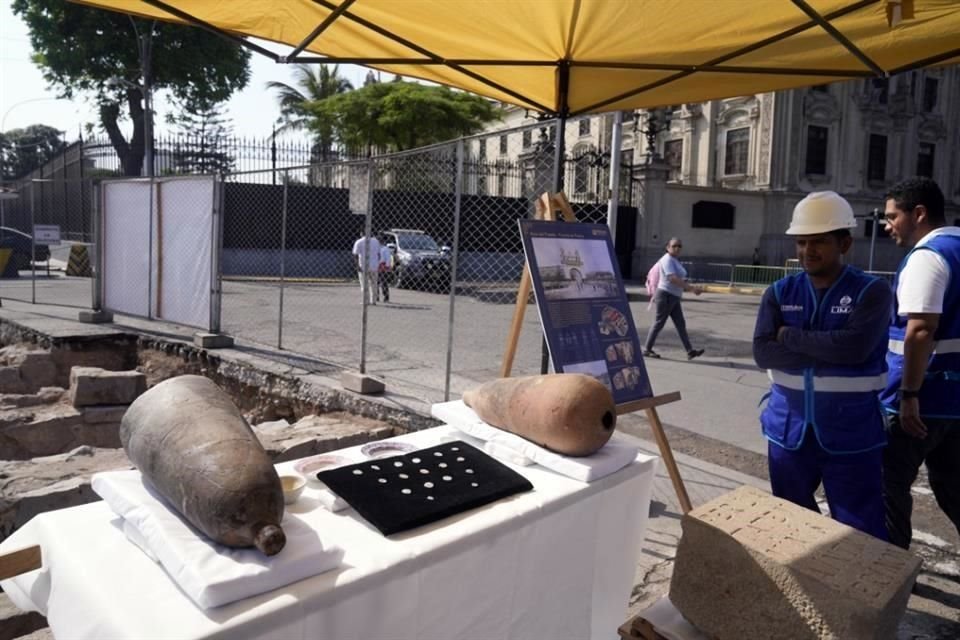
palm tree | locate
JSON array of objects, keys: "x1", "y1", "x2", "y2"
[{"x1": 266, "y1": 63, "x2": 353, "y2": 161}]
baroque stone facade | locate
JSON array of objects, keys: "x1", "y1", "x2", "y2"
[
  {"x1": 480, "y1": 65, "x2": 960, "y2": 272},
  {"x1": 487, "y1": 64, "x2": 960, "y2": 202}
]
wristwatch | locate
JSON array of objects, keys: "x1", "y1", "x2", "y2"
[{"x1": 899, "y1": 388, "x2": 921, "y2": 399}]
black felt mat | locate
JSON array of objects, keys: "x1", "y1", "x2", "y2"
[{"x1": 316, "y1": 440, "x2": 534, "y2": 536}]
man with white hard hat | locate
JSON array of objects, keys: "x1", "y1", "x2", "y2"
[{"x1": 753, "y1": 191, "x2": 892, "y2": 539}]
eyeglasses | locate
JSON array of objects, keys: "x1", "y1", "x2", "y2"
[{"x1": 669, "y1": 244, "x2": 682, "y2": 248}]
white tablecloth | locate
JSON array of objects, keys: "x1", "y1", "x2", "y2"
[{"x1": 0, "y1": 426, "x2": 658, "y2": 640}]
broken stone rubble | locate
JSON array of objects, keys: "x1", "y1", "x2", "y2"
[{"x1": 0, "y1": 343, "x2": 404, "y2": 639}]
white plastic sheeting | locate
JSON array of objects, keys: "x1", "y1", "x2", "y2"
[
  {"x1": 103, "y1": 180, "x2": 154, "y2": 319},
  {"x1": 156, "y1": 177, "x2": 213, "y2": 328},
  {"x1": 101, "y1": 176, "x2": 215, "y2": 329}
]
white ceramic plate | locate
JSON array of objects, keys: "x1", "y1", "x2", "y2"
[{"x1": 360, "y1": 441, "x2": 417, "y2": 459}]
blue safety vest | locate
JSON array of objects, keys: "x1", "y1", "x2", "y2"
[
  {"x1": 761, "y1": 266, "x2": 888, "y2": 454},
  {"x1": 880, "y1": 233, "x2": 960, "y2": 418}
]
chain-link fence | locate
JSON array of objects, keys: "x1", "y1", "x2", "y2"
[
  {"x1": 219, "y1": 162, "x2": 363, "y2": 368},
  {"x1": 214, "y1": 117, "x2": 641, "y2": 403},
  {"x1": 4, "y1": 117, "x2": 643, "y2": 405},
  {"x1": 0, "y1": 178, "x2": 94, "y2": 309}
]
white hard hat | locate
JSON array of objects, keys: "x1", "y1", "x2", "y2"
[{"x1": 785, "y1": 191, "x2": 857, "y2": 235}]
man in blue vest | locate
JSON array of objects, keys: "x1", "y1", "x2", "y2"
[
  {"x1": 879, "y1": 177, "x2": 960, "y2": 549},
  {"x1": 754, "y1": 191, "x2": 892, "y2": 539}
]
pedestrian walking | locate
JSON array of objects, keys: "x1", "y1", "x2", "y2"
[
  {"x1": 753, "y1": 191, "x2": 892, "y2": 539},
  {"x1": 352, "y1": 232, "x2": 381, "y2": 305},
  {"x1": 643, "y1": 237, "x2": 705, "y2": 360},
  {"x1": 878, "y1": 177, "x2": 960, "y2": 549},
  {"x1": 378, "y1": 238, "x2": 395, "y2": 303}
]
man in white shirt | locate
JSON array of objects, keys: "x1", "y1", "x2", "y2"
[
  {"x1": 352, "y1": 233, "x2": 381, "y2": 305},
  {"x1": 879, "y1": 177, "x2": 960, "y2": 549},
  {"x1": 642, "y1": 238, "x2": 705, "y2": 360}
]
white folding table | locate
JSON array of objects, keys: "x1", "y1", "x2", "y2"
[{"x1": 0, "y1": 426, "x2": 657, "y2": 640}]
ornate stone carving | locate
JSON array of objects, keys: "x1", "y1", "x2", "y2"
[
  {"x1": 716, "y1": 97, "x2": 758, "y2": 126},
  {"x1": 803, "y1": 89, "x2": 841, "y2": 124},
  {"x1": 917, "y1": 114, "x2": 947, "y2": 141},
  {"x1": 680, "y1": 103, "x2": 702, "y2": 119}
]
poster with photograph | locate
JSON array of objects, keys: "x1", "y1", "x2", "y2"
[{"x1": 519, "y1": 220, "x2": 652, "y2": 403}]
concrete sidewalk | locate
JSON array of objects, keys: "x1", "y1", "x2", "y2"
[{"x1": 1, "y1": 297, "x2": 958, "y2": 638}]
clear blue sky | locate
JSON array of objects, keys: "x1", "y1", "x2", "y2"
[{"x1": 0, "y1": 0, "x2": 370, "y2": 142}]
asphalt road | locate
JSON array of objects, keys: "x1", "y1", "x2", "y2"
[{"x1": 1, "y1": 266, "x2": 772, "y2": 453}]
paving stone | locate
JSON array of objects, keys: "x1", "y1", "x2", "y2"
[
  {"x1": 0, "y1": 446, "x2": 131, "y2": 540},
  {"x1": 0, "y1": 388, "x2": 65, "y2": 409},
  {"x1": 255, "y1": 413, "x2": 395, "y2": 462},
  {"x1": 0, "y1": 367, "x2": 26, "y2": 395},
  {"x1": 669, "y1": 485, "x2": 922, "y2": 640},
  {"x1": 68, "y1": 367, "x2": 146, "y2": 407},
  {"x1": 253, "y1": 418, "x2": 291, "y2": 431},
  {"x1": 17, "y1": 353, "x2": 57, "y2": 392},
  {"x1": 0, "y1": 403, "x2": 125, "y2": 460},
  {"x1": 340, "y1": 371, "x2": 385, "y2": 395},
  {"x1": 81, "y1": 405, "x2": 128, "y2": 424}
]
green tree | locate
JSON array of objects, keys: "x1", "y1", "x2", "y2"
[
  {"x1": 310, "y1": 81, "x2": 500, "y2": 155},
  {"x1": 0, "y1": 124, "x2": 66, "y2": 181},
  {"x1": 167, "y1": 95, "x2": 235, "y2": 175},
  {"x1": 266, "y1": 64, "x2": 353, "y2": 162},
  {"x1": 13, "y1": 0, "x2": 250, "y2": 177}
]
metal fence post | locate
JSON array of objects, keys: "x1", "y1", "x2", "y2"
[
  {"x1": 208, "y1": 177, "x2": 224, "y2": 333},
  {"x1": 541, "y1": 118, "x2": 567, "y2": 374},
  {"x1": 147, "y1": 177, "x2": 154, "y2": 319},
  {"x1": 359, "y1": 162, "x2": 375, "y2": 375},
  {"x1": 30, "y1": 181, "x2": 36, "y2": 304},
  {"x1": 278, "y1": 172, "x2": 288, "y2": 349},
  {"x1": 443, "y1": 139, "x2": 465, "y2": 401},
  {"x1": 607, "y1": 111, "x2": 623, "y2": 243},
  {"x1": 91, "y1": 181, "x2": 103, "y2": 311}
]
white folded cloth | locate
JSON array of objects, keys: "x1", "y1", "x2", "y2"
[
  {"x1": 639, "y1": 596, "x2": 709, "y2": 640},
  {"x1": 314, "y1": 485, "x2": 349, "y2": 512},
  {"x1": 431, "y1": 400, "x2": 639, "y2": 482},
  {"x1": 91, "y1": 470, "x2": 344, "y2": 610}
]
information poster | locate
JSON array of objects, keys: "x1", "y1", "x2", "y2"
[{"x1": 519, "y1": 220, "x2": 652, "y2": 403}]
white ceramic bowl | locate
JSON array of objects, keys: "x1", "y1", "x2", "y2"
[
  {"x1": 279, "y1": 474, "x2": 306, "y2": 504},
  {"x1": 293, "y1": 454, "x2": 352, "y2": 478}
]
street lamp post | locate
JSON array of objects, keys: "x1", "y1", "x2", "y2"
[
  {"x1": 636, "y1": 108, "x2": 672, "y2": 163},
  {"x1": 130, "y1": 19, "x2": 154, "y2": 178}
]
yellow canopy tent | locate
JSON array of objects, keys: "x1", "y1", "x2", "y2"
[{"x1": 70, "y1": 0, "x2": 960, "y2": 116}]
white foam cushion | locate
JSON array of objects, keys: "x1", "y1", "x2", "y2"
[
  {"x1": 92, "y1": 470, "x2": 344, "y2": 609},
  {"x1": 431, "y1": 400, "x2": 639, "y2": 482}
]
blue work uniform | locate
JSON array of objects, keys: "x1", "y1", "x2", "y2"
[
  {"x1": 754, "y1": 265, "x2": 891, "y2": 539},
  {"x1": 879, "y1": 232, "x2": 960, "y2": 549},
  {"x1": 880, "y1": 234, "x2": 960, "y2": 417}
]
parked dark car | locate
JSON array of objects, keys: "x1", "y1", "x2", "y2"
[
  {"x1": 382, "y1": 229, "x2": 451, "y2": 291},
  {"x1": 0, "y1": 226, "x2": 51, "y2": 270}
]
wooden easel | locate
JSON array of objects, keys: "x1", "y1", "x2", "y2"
[
  {"x1": 0, "y1": 545, "x2": 41, "y2": 581},
  {"x1": 500, "y1": 192, "x2": 693, "y2": 514}
]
